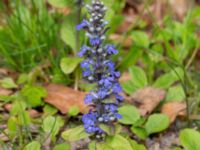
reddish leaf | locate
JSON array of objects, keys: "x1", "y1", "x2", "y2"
[
  {"x1": 161, "y1": 102, "x2": 186, "y2": 123},
  {"x1": 130, "y1": 87, "x2": 166, "y2": 116},
  {"x1": 0, "y1": 87, "x2": 12, "y2": 96},
  {"x1": 44, "y1": 84, "x2": 88, "y2": 114}
]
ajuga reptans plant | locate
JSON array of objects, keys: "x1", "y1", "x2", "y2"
[{"x1": 77, "y1": 0, "x2": 124, "y2": 139}]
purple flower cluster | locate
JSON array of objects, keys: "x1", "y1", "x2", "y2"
[{"x1": 77, "y1": 0, "x2": 123, "y2": 139}]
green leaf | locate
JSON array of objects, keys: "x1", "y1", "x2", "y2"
[
  {"x1": 131, "y1": 127, "x2": 148, "y2": 140},
  {"x1": 62, "y1": 125, "x2": 90, "y2": 142},
  {"x1": 99, "y1": 124, "x2": 112, "y2": 135},
  {"x1": 97, "y1": 142, "x2": 113, "y2": 150},
  {"x1": 43, "y1": 116, "x2": 64, "y2": 141},
  {"x1": 21, "y1": 85, "x2": 47, "y2": 107},
  {"x1": 0, "y1": 77, "x2": 18, "y2": 89},
  {"x1": 17, "y1": 111, "x2": 31, "y2": 126},
  {"x1": 60, "y1": 15, "x2": 76, "y2": 52},
  {"x1": 60, "y1": 57, "x2": 83, "y2": 75},
  {"x1": 153, "y1": 67, "x2": 184, "y2": 89},
  {"x1": 129, "y1": 66, "x2": 148, "y2": 89},
  {"x1": 23, "y1": 141, "x2": 41, "y2": 150},
  {"x1": 7, "y1": 117, "x2": 17, "y2": 138},
  {"x1": 122, "y1": 80, "x2": 137, "y2": 95},
  {"x1": 17, "y1": 74, "x2": 28, "y2": 85},
  {"x1": 68, "y1": 105, "x2": 79, "y2": 117},
  {"x1": 43, "y1": 104, "x2": 58, "y2": 115},
  {"x1": 128, "y1": 138, "x2": 146, "y2": 150},
  {"x1": 89, "y1": 141, "x2": 96, "y2": 150},
  {"x1": 11, "y1": 100, "x2": 27, "y2": 115},
  {"x1": 131, "y1": 31, "x2": 149, "y2": 48},
  {"x1": 166, "y1": 85, "x2": 185, "y2": 102},
  {"x1": 48, "y1": 0, "x2": 71, "y2": 8},
  {"x1": 179, "y1": 128, "x2": 200, "y2": 150},
  {"x1": 145, "y1": 114, "x2": 169, "y2": 135},
  {"x1": 53, "y1": 143, "x2": 70, "y2": 150},
  {"x1": 105, "y1": 135, "x2": 133, "y2": 150},
  {"x1": 118, "y1": 105, "x2": 140, "y2": 125}
]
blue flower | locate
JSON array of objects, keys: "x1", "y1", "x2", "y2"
[
  {"x1": 84, "y1": 94, "x2": 94, "y2": 104},
  {"x1": 105, "y1": 44, "x2": 118, "y2": 55},
  {"x1": 104, "y1": 60, "x2": 115, "y2": 72},
  {"x1": 97, "y1": 89, "x2": 108, "y2": 99},
  {"x1": 105, "y1": 104, "x2": 118, "y2": 112},
  {"x1": 112, "y1": 83, "x2": 122, "y2": 93},
  {"x1": 78, "y1": 46, "x2": 91, "y2": 57},
  {"x1": 99, "y1": 77, "x2": 114, "y2": 87},
  {"x1": 82, "y1": 112, "x2": 103, "y2": 134},
  {"x1": 115, "y1": 94, "x2": 124, "y2": 102},
  {"x1": 90, "y1": 37, "x2": 101, "y2": 46},
  {"x1": 76, "y1": 20, "x2": 89, "y2": 30},
  {"x1": 77, "y1": 0, "x2": 124, "y2": 137}
]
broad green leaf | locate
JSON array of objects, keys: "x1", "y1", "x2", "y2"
[
  {"x1": 153, "y1": 67, "x2": 184, "y2": 89},
  {"x1": 62, "y1": 125, "x2": 90, "y2": 142},
  {"x1": 166, "y1": 85, "x2": 185, "y2": 102},
  {"x1": 105, "y1": 135, "x2": 133, "y2": 150},
  {"x1": 68, "y1": 105, "x2": 79, "y2": 117},
  {"x1": 23, "y1": 141, "x2": 41, "y2": 150},
  {"x1": 131, "y1": 127, "x2": 148, "y2": 140},
  {"x1": 89, "y1": 141, "x2": 96, "y2": 150},
  {"x1": 61, "y1": 16, "x2": 76, "y2": 52},
  {"x1": 60, "y1": 57, "x2": 83, "y2": 74},
  {"x1": 145, "y1": 114, "x2": 169, "y2": 135},
  {"x1": 128, "y1": 138, "x2": 146, "y2": 150},
  {"x1": 21, "y1": 85, "x2": 47, "y2": 107},
  {"x1": 43, "y1": 104, "x2": 58, "y2": 115},
  {"x1": 0, "y1": 77, "x2": 17, "y2": 89},
  {"x1": 129, "y1": 66, "x2": 148, "y2": 89},
  {"x1": 131, "y1": 31, "x2": 149, "y2": 48},
  {"x1": 122, "y1": 80, "x2": 137, "y2": 95},
  {"x1": 118, "y1": 105, "x2": 140, "y2": 125},
  {"x1": 48, "y1": 0, "x2": 72, "y2": 8},
  {"x1": 99, "y1": 124, "x2": 112, "y2": 135},
  {"x1": 53, "y1": 143, "x2": 70, "y2": 150},
  {"x1": 43, "y1": 116, "x2": 64, "y2": 141},
  {"x1": 180, "y1": 128, "x2": 200, "y2": 150},
  {"x1": 97, "y1": 142, "x2": 113, "y2": 150}
]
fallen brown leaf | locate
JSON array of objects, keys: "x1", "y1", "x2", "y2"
[
  {"x1": 0, "y1": 88, "x2": 12, "y2": 96},
  {"x1": 161, "y1": 102, "x2": 186, "y2": 123},
  {"x1": 44, "y1": 84, "x2": 88, "y2": 114},
  {"x1": 0, "y1": 68, "x2": 9, "y2": 76},
  {"x1": 130, "y1": 87, "x2": 166, "y2": 116}
]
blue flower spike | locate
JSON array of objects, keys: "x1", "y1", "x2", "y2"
[{"x1": 77, "y1": 0, "x2": 123, "y2": 140}]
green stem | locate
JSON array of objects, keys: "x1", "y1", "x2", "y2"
[{"x1": 74, "y1": 0, "x2": 82, "y2": 90}]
